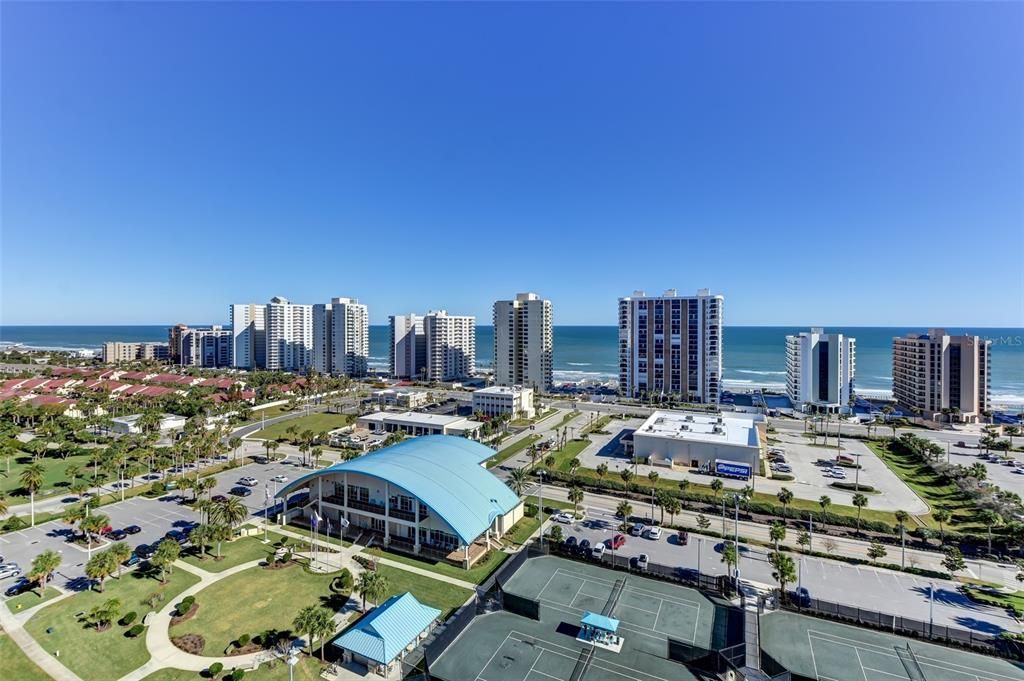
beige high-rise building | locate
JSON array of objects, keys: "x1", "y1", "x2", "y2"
[
  {"x1": 493, "y1": 292, "x2": 553, "y2": 392},
  {"x1": 892, "y1": 329, "x2": 991, "y2": 423},
  {"x1": 313, "y1": 297, "x2": 369, "y2": 377},
  {"x1": 102, "y1": 342, "x2": 170, "y2": 364},
  {"x1": 423, "y1": 311, "x2": 475, "y2": 382}
]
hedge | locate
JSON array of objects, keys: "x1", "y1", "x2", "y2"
[
  {"x1": 120, "y1": 612, "x2": 137, "y2": 626},
  {"x1": 126, "y1": 624, "x2": 145, "y2": 638},
  {"x1": 830, "y1": 482, "x2": 877, "y2": 493}
]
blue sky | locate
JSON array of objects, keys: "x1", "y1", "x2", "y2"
[{"x1": 2, "y1": 2, "x2": 1022, "y2": 327}]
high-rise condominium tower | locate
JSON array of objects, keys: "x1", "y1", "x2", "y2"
[
  {"x1": 229, "y1": 303, "x2": 267, "y2": 369},
  {"x1": 389, "y1": 314, "x2": 426, "y2": 380},
  {"x1": 265, "y1": 296, "x2": 313, "y2": 371},
  {"x1": 423, "y1": 311, "x2": 476, "y2": 382},
  {"x1": 493, "y1": 292, "x2": 553, "y2": 391},
  {"x1": 617, "y1": 288, "x2": 723, "y2": 403},
  {"x1": 785, "y1": 328, "x2": 856, "y2": 413},
  {"x1": 313, "y1": 297, "x2": 369, "y2": 377},
  {"x1": 892, "y1": 329, "x2": 990, "y2": 423}
]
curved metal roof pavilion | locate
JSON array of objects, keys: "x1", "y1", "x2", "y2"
[{"x1": 275, "y1": 435, "x2": 520, "y2": 545}]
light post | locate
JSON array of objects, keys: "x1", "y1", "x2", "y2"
[
  {"x1": 536, "y1": 470, "x2": 546, "y2": 549},
  {"x1": 808, "y1": 513, "x2": 814, "y2": 554},
  {"x1": 287, "y1": 649, "x2": 299, "y2": 681},
  {"x1": 733, "y1": 494, "x2": 741, "y2": 583},
  {"x1": 697, "y1": 536, "x2": 702, "y2": 576},
  {"x1": 928, "y1": 583, "x2": 935, "y2": 638}
]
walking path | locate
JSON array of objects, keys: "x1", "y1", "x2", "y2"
[{"x1": 0, "y1": 598, "x2": 84, "y2": 681}]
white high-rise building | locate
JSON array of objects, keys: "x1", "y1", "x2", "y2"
[
  {"x1": 617, "y1": 288, "x2": 723, "y2": 404},
  {"x1": 785, "y1": 328, "x2": 856, "y2": 413},
  {"x1": 493, "y1": 292, "x2": 553, "y2": 392},
  {"x1": 265, "y1": 296, "x2": 313, "y2": 371},
  {"x1": 423, "y1": 311, "x2": 476, "y2": 382},
  {"x1": 229, "y1": 303, "x2": 266, "y2": 369},
  {"x1": 389, "y1": 314, "x2": 426, "y2": 380},
  {"x1": 179, "y1": 325, "x2": 233, "y2": 368},
  {"x1": 313, "y1": 297, "x2": 369, "y2": 377}
]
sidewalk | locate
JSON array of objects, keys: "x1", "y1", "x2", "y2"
[{"x1": 0, "y1": 599, "x2": 84, "y2": 681}]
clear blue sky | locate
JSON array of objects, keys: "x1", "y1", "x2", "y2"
[{"x1": 2, "y1": 1, "x2": 1022, "y2": 327}]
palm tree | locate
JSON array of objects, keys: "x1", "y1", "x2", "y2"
[
  {"x1": 29, "y1": 550, "x2": 61, "y2": 595},
  {"x1": 85, "y1": 550, "x2": 117, "y2": 592},
  {"x1": 818, "y1": 495, "x2": 832, "y2": 527},
  {"x1": 769, "y1": 521, "x2": 786, "y2": 550},
  {"x1": 568, "y1": 486, "x2": 584, "y2": 517},
  {"x1": 615, "y1": 500, "x2": 633, "y2": 528},
  {"x1": 508, "y1": 468, "x2": 529, "y2": 496},
  {"x1": 568, "y1": 458, "x2": 581, "y2": 479},
  {"x1": 86, "y1": 598, "x2": 121, "y2": 631},
  {"x1": 894, "y1": 509, "x2": 909, "y2": 568},
  {"x1": 769, "y1": 552, "x2": 797, "y2": 598},
  {"x1": 19, "y1": 463, "x2": 45, "y2": 526},
  {"x1": 0, "y1": 492, "x2": 7, "y2": 521},
  {"x1": 776, "y1": 487, "x2": 794, "y2": 518},
  {"x1": 852, "y1": 493, "x2": 869, "y2": 533},
  {"x1": 979, "y1": 509, "x2": 1001, "y2": 556},
  {"x1": 189, "y1": 525, "x2": 213, "y2": 559},
  {"x1": 80, "y1": 513, "x2": 110, "y2": 548},
  {"x1": 228, "y1": 436, "x2": 242, "y2": 462},
  {"x1": 664, "y1": 497, "x2": 681, "y2": 527},
  {"x1": 152, "y1": 539, "x2": 181, "y2": 583},
  {"x1": 710, "y1": 478, "x2": 724, "y2": 500},
  {"x1": 595, "y1": 463, "x2": 608, "y2": 480},
  {"x1": 678, "y1": 479, "x2": 691, "y2": 508},
  {"x1": 619, "y1": 468, "x2": 633, "y2": 485},
  {"x1": 293, "y1": 605, "x2": 336, "y2": 659},
  {"x1": 355, "y1": 571, "x2": 389, "y2": 612},
  {"x1": 932, "y1": 509, "x2": 950, "y2": 543},
  {"x1": 108, "y1": 542, "x2": 132, "y2": 578}
]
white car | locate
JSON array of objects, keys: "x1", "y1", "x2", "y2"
[
  {"x1": 0, "y1": 563, "x2": 22, "y2": 580},
  {"x1": 590, "y1": 543, "x2": 606, "y2": 560},
  {"x1": 271, "y1": 475, "x2": 289, "y2": 484},
  {"x1": 775, "y1": 464, "x2": 792, "y2": 473},
  {"x1": 829, "y1": 468, "x2": 846, "y2": 479},
  {"x1": 637, "y1": 553, "x2": 650, "y2": 570},
  {"x1": 553, "y1": 512, "x2": 574, "y2": 524},
  {"x1": 239, "y1": 476, "x2": 259, "y2": 487},
  {"x1": 645, "y1": 527, "x2": 663, "y2": 540}
]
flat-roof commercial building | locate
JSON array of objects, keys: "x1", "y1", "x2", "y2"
[
  {"x1": 892, "y1": 329, "x2": 991, "y2": 423},
  {"x1": 275, "y1": 436, "x2": 524, "y2": 567},
  {"x1": 493, "y1": 292, "x2": 553, "y2": 392},
  {"x1": 102, "y1": 342, "x2": 170, "y2": 364},
  {"x1": 356, "y1": 411, "x2": 483, "y2": 439},
  {"x1": 472, "y1": 385, "x2": 535, "y2": 419},
  {"x1": 617, "y1": 289, "x2": 724, "y2": 404},
  {"x1": 628, "y1": 409, "x2": 764, "y2": 476},
  {"x1": 371, "y1": 388, "x2": 429, "y2": 410},
  {"x1": 313, "y1": 297, "x2": 369, "y2": 377},
  {"x1": 786, "y1": 328, "x2": 856, "y2": 413},
  {"x1": 110, "y1": 413, "x2": 187, "y2": 435}
]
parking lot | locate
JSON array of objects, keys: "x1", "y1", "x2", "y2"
[
  {"x1": 548, "y1": 502, "x2": 1022, "y2": 635},
  {"x1": 943, "y1": 442, "x2": 1024, "y2": 492}
]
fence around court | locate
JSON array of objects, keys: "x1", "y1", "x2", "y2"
[{"x1": 785, "y1": 597, "x2": 1024, "y2": 661}]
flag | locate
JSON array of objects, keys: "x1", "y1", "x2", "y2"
[
  {"x1": 325, "y1": 518, "x2": 333, "y2": 535},
  {"x1": 264, "y1": 486, "x2": 271, "y2": 502},
  {"x1": 339, "y1": 516, "x2": 350, "y2": 528},
  {"x1": 310, "y1": 510, "x2": 321, "y2": 529}
]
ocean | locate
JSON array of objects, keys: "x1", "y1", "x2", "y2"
[{"x1": 2, "y1": 325, "x2": 1022, "y2": 405}]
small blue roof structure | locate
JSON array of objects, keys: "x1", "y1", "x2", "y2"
[
  {"x1": 580, "y1": 611, "x2": 619, "y2": 633},
  {"x1": 332, "y1": 592, "x2": 441, "y2": 665},
  {"x1": 276, "y1": 435, "x2": 521, "y2": 544}
]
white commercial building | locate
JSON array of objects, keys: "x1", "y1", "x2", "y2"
[
  {"x1": 265, "y1": 296, "x2": 313, "y2": 371},
  {"x1": 389, "y1": 314, "x2": 426, "y2": 380},
  {"x1": 110, "y1": 413, "x2": 187, "y2": 435},
  {"x1": 785, "y1": 328, "x2": 856, "y2": 413},
  {"x1": 628, "y1": 410, "x2": 764, "y2": 477},
  {"x1": 423, "y1": 311, "x2": 475, "y2": 382},
  {"x1": 179, "y1": 325, "x2": 233, "y2": 368},
  {"x1": 356, "y1": 411, "x2": 483, "y2": 439},
  {"x1": 493, "y1": 292, "x2": 553, "y2": 392},
  {"x1": 313, "y1": 297, "x2": 369, "y2": 377},
  {"x1": 229, "y1": 303, "x2": 267, "y2": 369},
  {"x1": 617, "y1": 289, "x2": 724, "y2": 404},
  {"x1": 472, "y1": 385, "x2": 535, "y2": 419},
  {"x1": 371, "y1": 388, "x2": 430, "y2": 410}
]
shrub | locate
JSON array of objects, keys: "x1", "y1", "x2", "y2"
[
  {"x1": 209, "y1": 662, "x2": 224, "y2": 676},
  {"x1": 2, "y1": 516, "x2": 28, "y2": 532},
  {"x1": 176, "y1": 596, "x2": 195, "y2": 617},
  {"x1": 151, "y1": 481, "x2": 165, "y2": 494},
  {"x1": 237, "y1": 633, "x2": 251, "y2": 648},
  {"x1": 772, "y1": 474, "x2": 795, "y2": 481},
  {"x1": 120, "y1": 612, "x2": 137, "y2": 626},
  {"x1": 333, "y1": 568, "x2": 353, "y2": 592},
  {"x1": 231, "y1": 669, "x2": 245, "y2": 680},
  {"x1": 126, "y1": 625, "x2": 145, "y2": 638},
  {"x1": 830, "y1": 482, "x2": 877, "y2": 493}
]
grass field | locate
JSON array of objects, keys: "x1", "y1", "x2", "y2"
[
  {"x1": 0, "y1": 449, "x2": 109, "y2": 499},
  {"x1": 250, "y1": 413, "x2": 354, "y2": 442},
  {"x1": 364, "y1": 545, "x2": 508, "y2": 584},
  {"x1": 549, "y1": 438, "x2": 592, "y2": 472},
  {"x1": 169, "y1": 564, "x2": 335, "y2": 655},
  {"x1": 373, "y1": 564, "x2": 473, "y2": 618},
  {"x1": 141, "y1": 654, "x2": 324, "y2": 681},
  {"x1": 181, "y1": 533, "x2": 290, "y2": 573},
  {"x1": 5, "y1": 586, "x2": 62, "y2": 613},
  {"x1": 486, "y1": 434, "x2": 541, "y2": 468},
  {"x1": 0, "y1": 627, "x2": 51, "y2": 681},
  {"x1": 24, "y1": 567, "x2": 200, "y2": 681}
]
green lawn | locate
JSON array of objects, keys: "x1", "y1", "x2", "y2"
[
  {"x1": 485, "y1": 434, "x2": 541, "y2": 468},
  {"x1": 364, "y1": 546, "x2": 508, "y2": 585},
  {"x1": 866, "y1": 441, "x2": 978, "y2": 529},
  {"x1": 181, "y1": 534, "x2": 282, "y2": 572},
  {"x1": 24, "y1": 567, "x2": 200, "y2": 681},
  {"x1": 169, "y1": 564, "x2": 336, "y2": 655},
  {"x1": 0, "y1": 449, "x2": 108, "y2": 500},
  {"x1": 553, "y1": 410, "x2": 582, "y2": 429},
  {"x1": 5, "y1": 586, "x2": 62, "y2": 613},
  {"x1": 549, "y1": 439, "x2": 592, "y2": 472},
  {"x1": 372, "y1": 564, "x2": 473, "y2": 618},
  {"x1": 505, "y1": 495, "x2": 574, "y2": 545},
  {"x1": 141, "y1": 654, "x2": 325, "y2": 681},
  {"x1": 249, "y1": 413, "x2": 354, "y2": 441},
  {"x1": 0, "y1": 628, "x2": 51, "y2": 681},
  {"x1": 963, "y1": 586, "x2": 1024, "y2": 615}
]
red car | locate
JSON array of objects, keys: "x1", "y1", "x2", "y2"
[
  {"x1": 610, "y1": 533, "x2": 627, "y2": 550},
  {"x1": 99, "y1": 525, "x2": 114, "y2": 536}
]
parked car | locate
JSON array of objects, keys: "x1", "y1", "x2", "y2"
[
  {"x1": 5, "y1": 577, "x2": 36, "y2": 597},
  {"x1": 98, "y1": 524, "x2": 114, "y2": 536},
  {"x1": 164, "y1": 480, "x2": 178, "y2": 490},
  {"x1": 578, "y1": 539, "x2": 591, "y2": 555},
  {"x1": 109, "y1": 529, "x2": 128, "y2": 541},
  {"x1": 211, "y1": 495, "x2": 228, "y2": 503},
  {"x1": 230, "y1": 486, "x2": 253, "y2": 497},
  {"x1": 124, "y1": 525, "x2": 141, "y2": 535},
  {"x1": 794, "y1": 587, "x2": 811, "y2": 607},
  {"x1": 637, "y1": 553, "x2": 650, "y2": 570},
  {"x1": 774, "y1": 464, "x2": 792, "y2": 473},
  {"x1": 610, "y1": 533, "x2": 627, "y2": 550},
  {"x1": 629, "y1": 523, "x2": 646, "y2": 537},
  {"x1": 676, "y1": 530, "x2": 690, "y2": 546},
  {"x1": 271, "y1": 475, "x2": 288, "y2": 483},
  {"x1": 136, "y1": 544, "x2": 155, "y2": 559},
  {"x1": 590, "y1": 543, "x2": 606, "y2": 560},
  {"x1": 239, "y1": 476, "x2": 259, "y2": 487},
  {"x1": 563, "y1": 536, "x2": 578, "y2": 552},
  {"x1": 645, "y1": 527, "x2": 662, "y2": 540},
  {"x1": 0, "y1": 563, "x2": 23, "y2": 580},
  {"x1": 553, "y1": 512, "x2": 574, "y2": 524},
  {"x1": 122, "y1": 552, "x2": 141, "y2": 568}
]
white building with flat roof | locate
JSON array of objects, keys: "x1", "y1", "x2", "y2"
[
  {"x1": 110, "y1": 413, "x2": 187, "y2": 435},
  {"x1": 786, "y1": 328, "x2": 856, "y2": 413},
  {"x1": 493, "y1": 292, "x2": 553, "y2": 392},
  {"x1": 629, "y1": 410, "x2": 764, "y2": 476},
  {"x1": 423, "y1": 311, "x2": 475, "y2": 382},
  {"x1": 356, "y1": 411, "x2": 483, "y2": 439},
  {"x1": 472, "y1": 385, "x2": 535, "y2": 419},
  {"x1": 371, "y1": 388, "x2": 429, "y2": 410},
  {"x1": 265, "y1": 296, "x2": 313, "y2": 371},
  {"x1": 229, "y1": 303, "x2": 267, "y2": 369},
  {"x1": 389, "y1": 314, "x2": 426, "y2": 380},
  {"x1": 314, "y1": 297, "x2": 369, "y2": 377}
]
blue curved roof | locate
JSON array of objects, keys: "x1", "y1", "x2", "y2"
[{"x1": 275, "y1": 435, "x2": 520, "y2": 544}]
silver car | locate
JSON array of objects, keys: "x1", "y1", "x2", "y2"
[{"x1": 0, "y1": 563, "x2": 22, "y2": 580}]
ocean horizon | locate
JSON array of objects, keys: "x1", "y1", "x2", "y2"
[{"x1": 2, "y1": 325, "x2": 1022, "y2": 406}]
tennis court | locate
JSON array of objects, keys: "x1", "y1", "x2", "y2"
[
  {"x1": 430, "y1": 556, "x2": 721, "y2": 681},
  {"x1": 760, "y1": 610, "x2": 1024, "y2": 681}
]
